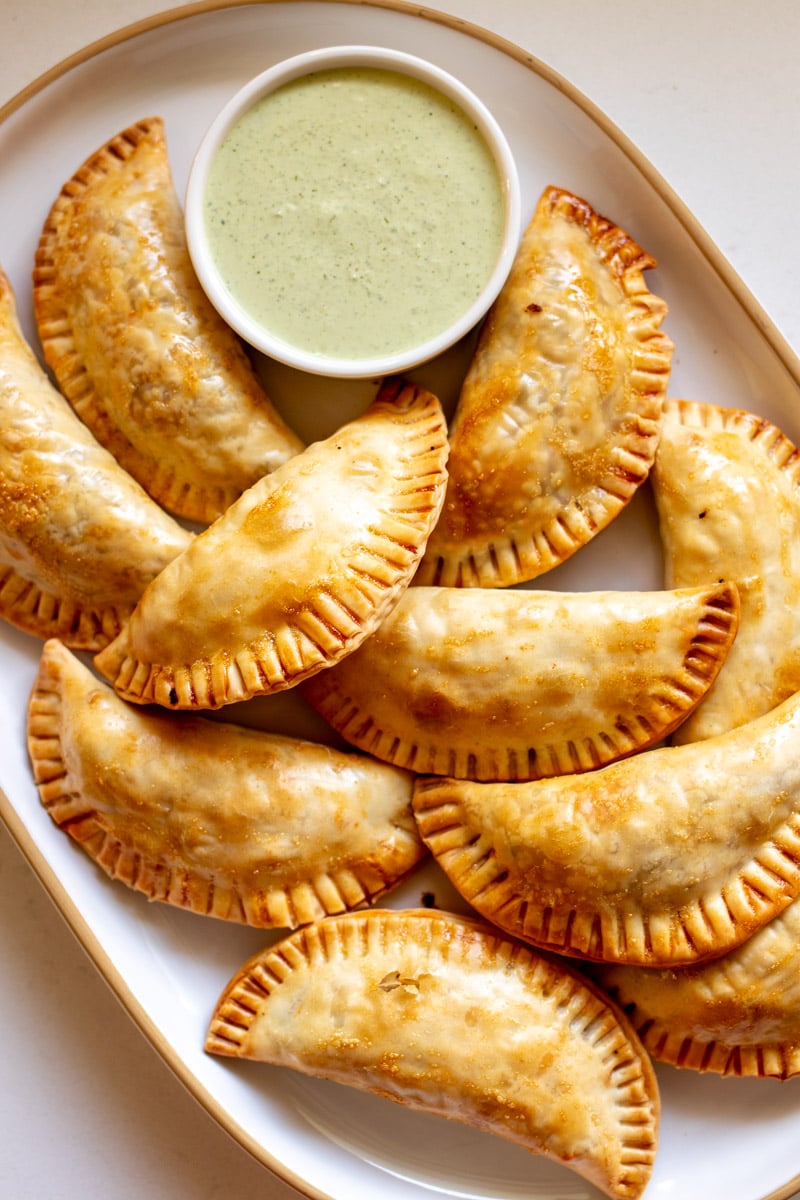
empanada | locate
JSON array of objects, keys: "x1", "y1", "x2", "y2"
[
  {"x1": 28, "y1": 639, "x2": 424, "y2": 927},
  {"x1": 303, "y1": 581, "x2": 739, "y2": 780},
  {"x1": 413, "y1": 689, "x2": 800, "y2": 966},
  {"x1": 597, "y1": 898, "x2": 800, "y2": 1079},
  {"x1": 94, "y1": 379, "x2": 448, "y2": 709},
  {"x1": 206, "y1": 908, "x2": 659, "y2": 1200},
  {"x1": 653, "y1": 398, "x2": 800, "y2": 742},
  {"x1": 33, "y1": 117, "x2": 303, "y2": 524},
  {"x1": 0, "y1": 266, "x2": 191, "y2": 650},
  {"x1": 416, "y1": 185, "x2": 672, "y2": 587}
]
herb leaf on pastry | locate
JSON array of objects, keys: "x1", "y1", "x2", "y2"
[{"x1": 206, "y1": 908, "x2": 659, "y2": 1200}]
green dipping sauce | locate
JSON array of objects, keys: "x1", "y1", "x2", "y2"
[{"x1": 204, "y1": 66, "x2": 505, "y2": 361}]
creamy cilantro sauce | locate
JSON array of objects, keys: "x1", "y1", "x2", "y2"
[{"x1": 203, "y1": 67, "x2": 505, "y2": 360}]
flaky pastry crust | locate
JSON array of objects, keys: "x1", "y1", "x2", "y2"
[
  {"x1": 654, "y1": 397, "x2": 800, "y2": 742},
  {"x1": 304, "y1": 582, "x2": 739, "y2": 780},
  {"x1": 417, "y1": 185, "x2": 672, "y2": 587},
  {"x1": 598, "y1": 898, "x2": 800, "y2": 1079},
  {"x1": 206, "y1": 908, "x2": 659, "y2": 1200},
  {"x1": 27, "y1": 639, "x2": 424, "y2": 926},
  {"x1": 413, "y1": 690, "x2": 800, "y2": 966},
  {"x1": 33, "y1": 117, "x2": 303, "y2": 523},
  {"x1": 0, "y1": 266, "x2": 191, "y2": 650},
  {"x1": 94, "y1": 379, "x2": 448, "y2": 709}
]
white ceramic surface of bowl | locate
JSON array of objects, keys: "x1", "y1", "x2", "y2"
[{"x1": 185, "y1": 44, "x2": 521, "y2": 378}]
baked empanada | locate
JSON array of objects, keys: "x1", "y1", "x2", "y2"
[
  {"x1": 303, "y1": 581, "x2": 739, "y2": 780},
  {"x1": 654, "y1": 398, "x2": 800, "y2": 742},
  {"x1": 597, "y1": 898, "x2": 800, "y2": 1079},
  {"x1": 413, "y1": 689, "x2": 800, "y2": 966},
  {"x1": 33, "y1": 117, "x2": 303, "y2": 524},
  {"x1": 416, "y1": 185, "x2": 672, "y2": 587},
  {"x1": 94, "y1": 379, "x2": 448, "y2": 709},
  {"x1": 28, "y1": 639, "x2": 424, "y2": 926},
  {"x1": 0, "y1": 266, "x2": 191, "y2": 650},
  {"x1": 206, "y1": 908, "x2": 659, "y2": 1200}
]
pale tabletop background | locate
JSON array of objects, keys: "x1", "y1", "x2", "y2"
[{"x1": 1, "y1": 2, "x2": 800, "y2": 1198}]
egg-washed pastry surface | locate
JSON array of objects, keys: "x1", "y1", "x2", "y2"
[
  {"x1": 597, "y1": 897, "x2": 800, "y2": 1080},
  {"x1": 28, "y1": 639, "x2": 424, "y2": 927},
  {"x1": 33, "y1": 116, "x2": 303, "y2": 524},
  {"x1": 413, "y1": 689, "x2": 800, "y2": 966},
  {"x1": 654, "y1": 397, "x2": 800, "y2": 743},
  {"x1": 206, "y1": 908, "x2": 659, "y2": 1200},
  {"x1": 0, "y1": 266, "x2": 191, "y2": 651},
  {"x1": 303, "y1": 581, "x2": 739, "y2": 781},
  {"x1": 416, "y1": 185, "x2": 673, "y2": 587},
  {"x1": 94, "y1": 379, "x2": 449, "y2": 709}
]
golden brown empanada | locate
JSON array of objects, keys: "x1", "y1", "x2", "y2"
[
  {"x1": 0, "y1": 266, "x2": 191, "y2": 650},
  {"x1": 303, "y1": 581, "x2": 739, "y2": 780},
  {"x1": 416, "y1": 185, "x2": 672, "y2": 587},
  {"x1": 33, "y1": 117, "x2": 303, "y2": 524},
  {"x1": 413, "y1": 689, "x2": 800, "y2": 966},
  {"x1": 206, "y1": 908, "x2": 659, "y2": 1200},
  {"x1": 597, "y1": 898, "x2": 800, "y2": 1079},
  {"x1": 654, "y1": 398, "x2": 800, "y2": 742},
  {"x1": 94, "y1": 379, "x2": 448, "y2": 709},
  {"x1": 28, "y1": 639, "x2": 424, "y2": 927}
]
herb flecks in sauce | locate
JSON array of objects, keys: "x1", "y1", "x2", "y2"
[{"x1": 204, "y1": 67, "x2": 504, "y2": 360}]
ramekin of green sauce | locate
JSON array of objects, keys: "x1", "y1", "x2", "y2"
[{"x1": 185, "y1": 44, "x2": 521, "y2": 379}]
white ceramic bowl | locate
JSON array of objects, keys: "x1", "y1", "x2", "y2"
[{"x1": 185, "y1": 44, "x2": 521, "y2": 379}]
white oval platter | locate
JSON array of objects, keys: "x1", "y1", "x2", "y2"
[{"x1": 1, "y1": 4, "x2": 799, "y2": 1200}]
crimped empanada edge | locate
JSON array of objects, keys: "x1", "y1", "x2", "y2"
[
  {"x1": 412, "y1": 776, "x2": 800, "y2": 967},
  {"x1": 205, "y1": 908, "x2": 659, "y2": 1200},
  {"x1": 304, "y1": 580, "x2": 740, "y2": 780},
  {"x1": 663, "y1": 395, "x2": 800, "y2": 482},
  {"x1": 0, "y1": 563, "x2": 128, "y2": 651},
  {"x1": 26, "y1": 639, "x2": 423, "y2": 928},
  {"x1": 600, "y1": 986, "x2": 800, "y2": 1080},
  {"x1": 32, "y1": 119, "x2": 204, "y2": 515},
  {"x1": 417, "y1": 185, "x2": 673, "y2": 588},
  {"x1": 32, "y1": 116, "x2": 300, "y2": 525},
  {"x1": 95, "y1": 382, "x2": 449, "y2": 710},
  {"x1": 658, "y1": 396, "x2": 800, "y2": 747}
]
